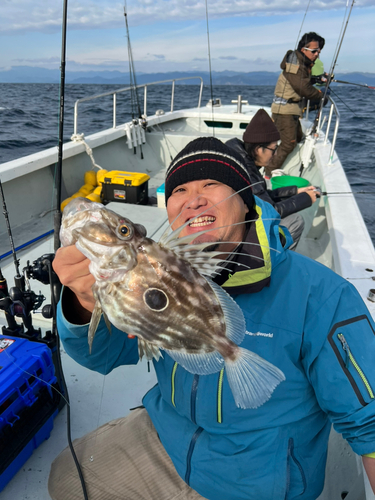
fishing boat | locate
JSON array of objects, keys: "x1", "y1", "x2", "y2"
[{"x1": 0, "y1": 77, "x2": 374, "y2": 500}]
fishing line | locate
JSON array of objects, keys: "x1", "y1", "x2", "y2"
[
  {"x1": 328, "y1": 88, "x2": 359, "y2": 117},
  {"x1": 205, "y1": 0, "x2": 215, "y2": 137}
]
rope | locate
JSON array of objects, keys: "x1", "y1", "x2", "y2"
[{"x1": 70, "y1": 133, "x2": 103, "y2": 170}]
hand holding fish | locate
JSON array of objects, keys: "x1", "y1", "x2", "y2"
[
  {"x1": 53, "y1": 245, "x2": 96, "y2": 319},
  {"x1": 59, "y1": 197, "x2": 285, "y2": 409}
]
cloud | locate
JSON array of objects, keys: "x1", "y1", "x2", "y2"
[
  {"x1": 147, "y1": 53, "x2": 166, "y2": 60},
  {"x1": 219, "y1": 56, "x2": 238, "y2": 60},
  {"x1": 1, "y1": 0, "x2": 374, "y2": 34}
]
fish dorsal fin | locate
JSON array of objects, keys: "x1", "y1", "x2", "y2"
[
  {"x1": 207, "y1": 279, "x2": 246, "y2": 346},
  {"x1": 163, "y1": 349, "x2": 224, "y2": 376}
]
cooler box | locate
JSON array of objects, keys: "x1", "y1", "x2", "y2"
[
  {"x1": 101, "y1": 171, "x2": 150, "y2": 205},
  {"x1": 0, "y1": 336, "x2": 58, "y2": 492}
]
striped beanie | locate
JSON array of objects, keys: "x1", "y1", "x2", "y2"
[{"x1": 165, "y1": 137, "x2": 254, "y2": 208}]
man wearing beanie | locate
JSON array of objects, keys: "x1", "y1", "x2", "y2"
[
  {"x1": 49, "y1": 137, "x2": 375, "y2": 500},
  {"x1": 269, "y1": 32, "x2": 326, "y2": 172},
  {"x1": 227, "y1": 108, "x2": 318, "y2": 249}
]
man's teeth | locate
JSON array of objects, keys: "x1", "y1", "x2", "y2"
[{"x1": 189, "y1": 216, "x2": 215, "y2": 227}]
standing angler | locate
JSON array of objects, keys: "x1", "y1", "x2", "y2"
[
  {"x1": 49, "y1": 137, "x2": 375, "y2": 500},
  {"x1": 267, "y1": 32, "x2": 327, "y2": 176}
]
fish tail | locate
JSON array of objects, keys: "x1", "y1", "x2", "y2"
[{"x1": 225, "y1": 347, "x2": 285, "y2": 409}]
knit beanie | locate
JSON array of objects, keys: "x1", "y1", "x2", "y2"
[
  {"x1": 242, "y1": 109, "x2": 280, "y2": 144},
  {"x1": 165, "y1": 137, "x2": 254, "y2": 209}
]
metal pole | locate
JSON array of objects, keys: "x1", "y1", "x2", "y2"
[
  {"x1": 113, "y1": 93, "x2": 117, "y2": 128},
  {"x1": 54, "y1": 0, "x2": 68, "y2": 252},
  {"x1": 171, "y1": 81, "x2": 175, "y2": 112}
]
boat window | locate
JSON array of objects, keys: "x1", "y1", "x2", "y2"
[
  {"x1": 204, "y1": 121, "x2": 233, "y2": 129},
  {"x1": 240, "y1": 123, "x2": 249, "y2": 129}
]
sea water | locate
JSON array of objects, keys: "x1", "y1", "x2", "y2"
[{"x1": 0, "y1": 83, "x2": 374, "y2": 243}]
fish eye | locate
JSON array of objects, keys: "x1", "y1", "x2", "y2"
[
  {"x1": 143, "y1": 288, "x2": 169, "y2": 312},
  {"x1": 117, "y1": 223, "x2": 133, "y2": 239}
]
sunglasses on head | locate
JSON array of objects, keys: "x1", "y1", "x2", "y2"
[{"x1": 303, "y1": 47, "x2": 320, "y2": 54}]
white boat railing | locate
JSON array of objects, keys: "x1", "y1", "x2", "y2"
[
  {"x1": 305, "y1": 96, "x2": 340, "y2": 164},
  {"x1": 73, "y1": 76, "x2": 204, "y2": 135}
]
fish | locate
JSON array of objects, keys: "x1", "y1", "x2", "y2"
[{"x1": 60, "y1": 197, "x2": 285, "y2": 409}]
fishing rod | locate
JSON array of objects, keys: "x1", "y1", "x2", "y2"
[
  {"x1": 332, "y1": 79, "x2": 375, "y2": 90},
  {"x1": 54, "y1": 0, "x2": 69, "y2": 252},
  {"x1": 312, "y1": 0, "x2": 356, "y2": 134},
  {"x1": 205, "y1": 0, "x2": 215, "y2": 137},
  {"x1": 124, "y1": 1, "x2": 144, "y2": 159}
]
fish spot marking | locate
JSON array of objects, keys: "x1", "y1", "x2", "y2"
[{"x1": 143, "y1": 288, "x2": 169, "y2": 312}]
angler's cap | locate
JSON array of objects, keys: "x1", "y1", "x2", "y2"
[
  {"x1": 243, "y1": 109, "x2": 280, "y2": 144},
  {"x1": 165, "y1": 136, "x2": 254, "y2": 209}
]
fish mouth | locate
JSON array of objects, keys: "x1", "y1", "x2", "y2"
[{"x1": 188, "y1": 215, "x2": 216, "y2": 228}]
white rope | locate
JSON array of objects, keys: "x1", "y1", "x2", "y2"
[{"x1": 71, "y1": 133, "x2": 103, "y2": 170}]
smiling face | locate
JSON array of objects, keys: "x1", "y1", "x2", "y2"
[{"x1": 166, "y1": 179, "x2": 249, "y2": 254}]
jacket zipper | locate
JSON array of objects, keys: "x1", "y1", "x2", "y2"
[
  {"x1": 184, "y1": 374, "x2": 202, "y2": 486},
  {"x1": 338, "y1": 333, "x2": 375, "y2": 399},
  {"x1": 285, "y1": 438, "x2": 306, "y2": 498}
]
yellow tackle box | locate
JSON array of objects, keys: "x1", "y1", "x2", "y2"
[{"x1": 101, "y1": 171, "x2": 150, "y2": 205}]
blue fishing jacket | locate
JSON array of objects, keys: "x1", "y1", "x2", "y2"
[{"x1": 57, "y1": 197, "x2": 375, "y2": 500}]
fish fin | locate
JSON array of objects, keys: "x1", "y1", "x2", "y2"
[
  {"x1": 103, "y1": 312, "x2": 112, "y2": 334},
  {"x1": 207, "y1": 279, "x2": 246, "y2": 345},
  {"x1": 88, "y1": 301, "x2": 102, "y2": 354},
  {"x1": 225, "y1": 347, "x2": 285, "y2": 409},
  {"x1": 164, "y1": 349, "x2": 224, "y2": 375},
  {"x1": 138, "y1": 337, "x2": 162, "y2": 362}
]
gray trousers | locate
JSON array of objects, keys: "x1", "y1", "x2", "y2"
[
  {"x1": 48, "y1": 408, "x2": 206, "y2": 500},
  {"x1": 280, "y1": 213, "x2": 305, "y2": 250}
]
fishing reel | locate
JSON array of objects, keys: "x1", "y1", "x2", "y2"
[{"x1": 24, "y1": 253, "x2": 62, "y2": 319}]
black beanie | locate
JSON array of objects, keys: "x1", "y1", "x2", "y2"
[
  {"x1": 165, "y1": 137, "x2": 254, "y2": 209},
  {"x1": 243, "y1": 109, "x2": 280, "y2": 144}
]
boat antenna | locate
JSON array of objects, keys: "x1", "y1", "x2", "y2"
[
  {"x1": 124, "y1": 1, "x2": 144, "y2": 158},
  {"x1": 205, "y1": 0, "x2": 215, "y2": 136},
  {"x1": 54, "y1": 0, "x2": 68, "y2": 252}
]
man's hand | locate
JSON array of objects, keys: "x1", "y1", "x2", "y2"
[
  {"x1": 297, "y1": 185, "x2": 319, "y2": 203},
  {"x1": 53, "y1": 246, "x2": 96, "y2": 316}
]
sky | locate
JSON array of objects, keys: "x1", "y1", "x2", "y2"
[{"x1": 0, "y1": 0, "x2": 374, "y2": 75}]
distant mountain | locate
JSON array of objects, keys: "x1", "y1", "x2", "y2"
[{"x1": 1, "y1": 66, "x2": 374, "y2": 87}]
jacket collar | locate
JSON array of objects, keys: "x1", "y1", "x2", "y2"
[{"x1": 213, "y1": 200, "x2": 288, "y2": 295}]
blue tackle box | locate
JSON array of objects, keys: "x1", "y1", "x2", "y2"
[{"x1": 0, "y1": 335, "x2": 59, "y2": 491}]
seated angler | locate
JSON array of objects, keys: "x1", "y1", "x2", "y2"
[
  {"x1": 49, "y1": 137, "x2": 375, "y2": 500},
  {"x1": 226, "y1": 108, "x2": 318, "y2": 250}
]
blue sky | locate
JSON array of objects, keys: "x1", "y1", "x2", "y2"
[{"x1": 1, "y1": 0, "x2": 374, "y2": 74}]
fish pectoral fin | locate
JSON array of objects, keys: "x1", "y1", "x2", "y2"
[
  {"x1": 138, "y1": 337, "x2": 161, "y2": 362},
  {"x1": 88, "y1": 301, "x2": 102, "y2": 353},
  {"x1": 164, "y1": 349, "x2": 224, "y2": 375},
  {"x1": 208, "y1": 279, "x2": 246, "y2": 345},
  {"x1": 103, "y1": 312, "x2": 112, "y2": 334},
  {"x1": 225, "y1": 347, "x2": 285, "y2": 409}
]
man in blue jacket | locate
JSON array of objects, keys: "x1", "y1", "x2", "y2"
[{"x1": 48, "y1": 137, "x2": 375, "y2": 500}]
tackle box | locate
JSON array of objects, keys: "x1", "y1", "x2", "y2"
[
  {"x1": 101, "y1": 170, "x2": 150, "y2": 205},
  {"x1": 0, "y1": 336, "x2": 59, "y2": 492}
]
